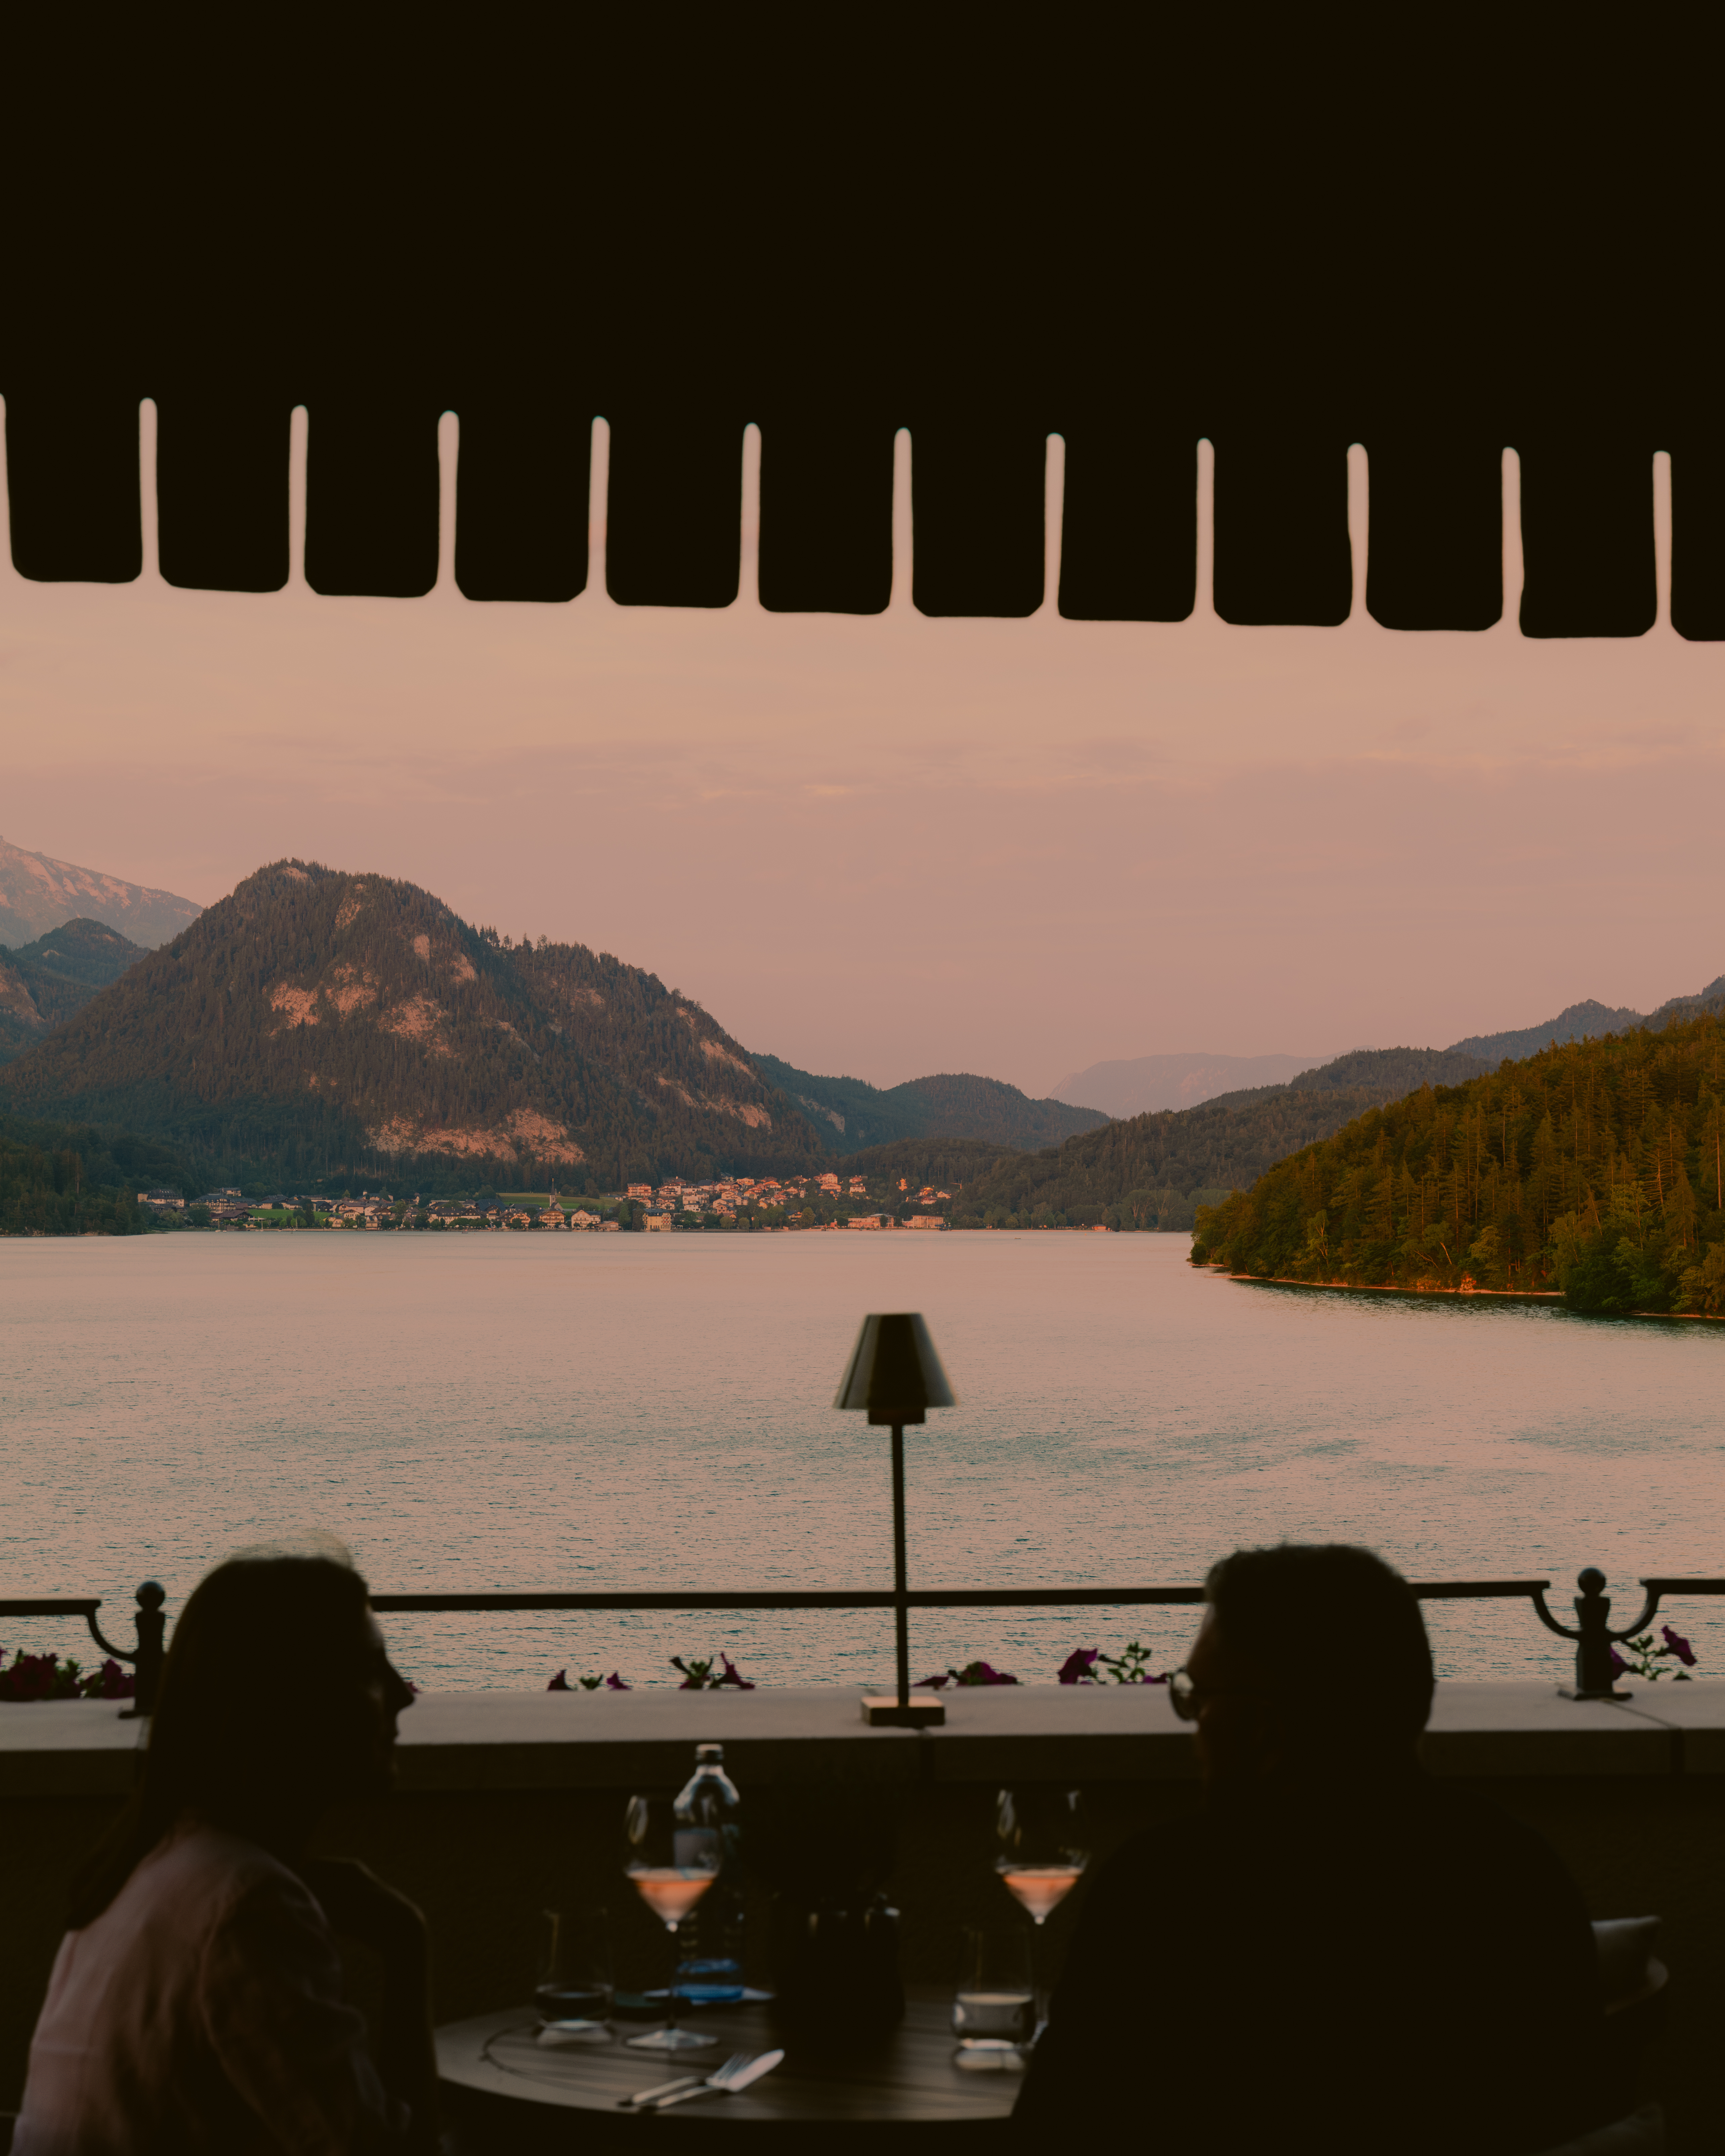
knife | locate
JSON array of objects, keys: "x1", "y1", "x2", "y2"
[{"x1": 651, "y1": 2049, "x2": 786, "y2": 2110}]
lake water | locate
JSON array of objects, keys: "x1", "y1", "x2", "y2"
[{"x1": 2, "y1": 1234, "x2": 1720, "y2": 1690}]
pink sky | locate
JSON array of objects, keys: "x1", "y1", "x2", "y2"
[{"x1": 2, "y1": 418, "x2": 1721, "y2": 1098}]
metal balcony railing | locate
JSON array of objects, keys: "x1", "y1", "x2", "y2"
[{"x1": 7, "y1": 1572, "x2": 1724, "y2": 1716}]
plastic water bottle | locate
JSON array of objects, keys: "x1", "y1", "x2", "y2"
[{"x1": 672, "y1": 1742, "x2": 744, "y2": 2001}]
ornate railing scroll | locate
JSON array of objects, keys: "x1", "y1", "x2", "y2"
[
  {"x1": 1531, "y1": 1569, "x2": 1725, "y2": 1701},
  {"x1": 0, "y1": 1582, "x2": 166, "y2": 1715}
]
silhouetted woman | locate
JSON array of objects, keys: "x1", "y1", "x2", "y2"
[{"x1": 14, "y1": 1549, "x2": 435, "y2": 2154}]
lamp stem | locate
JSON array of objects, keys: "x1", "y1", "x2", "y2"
[{"x1": 891, "y1": 1420, "x2": 910, "y2": 1709}]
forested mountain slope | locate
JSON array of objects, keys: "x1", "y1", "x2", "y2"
[
  {"x1": 0, "y1": 862, "x2": 826, "y2": 1190},
  {"x1": 1193, "y1": 1014, "x2": 1725, "y2": 1316},
  {"x1": 954, "y1": 1086, "x2": 1387, "y2": 1227},
  {"x1": 0, "y1": 955, "x2": 54, "y2": 1064},
  {"x1": 1285, "y1": 1047, "x2": 1487, "y2": 1093},
  {"x1": 838, "y1": 1136, "x2": 1021, "y2": 1191},
  {"x1": 753, "y1": 1054, "x2": 1107, "y2": 1153}
]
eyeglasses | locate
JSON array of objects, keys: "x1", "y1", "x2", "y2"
[
  {"x1": 1168, "y1": 1668, "x2": 1203, "y2": 1720},
  {"x1": 1167, "y1": 1667, "x2": 1269, "y2": 1721}
]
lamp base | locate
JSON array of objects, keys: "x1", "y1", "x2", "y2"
[{"x1": 861, "y1": 1695, "x2": 945, "y2": 1728}]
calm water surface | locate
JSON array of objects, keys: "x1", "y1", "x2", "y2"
[{"x1": 2, "y1": 1235, "x2": 1719, "y2": 1688}]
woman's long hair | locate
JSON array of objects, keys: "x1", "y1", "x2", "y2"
[{"x1": 70, "y1": 1552, "x2": 373, "y2": 1927}]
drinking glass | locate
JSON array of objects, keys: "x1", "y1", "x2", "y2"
[
  {"x1": 952, "y1": 1926, "x2": 1035, "y2": 2069},
  {"x1": 994, "y1": 1785, "x2": 1091, "y2": 1927},
  {"x1": 994, "y1": 1786, "x2": 1091, "y2": 2033},
  {"x1": 623, "y1": 1792, "x2": 721, "y2": 2054},
  {"x1": 534, "y1": 1908, "x2": 614, "y2": 2045}
]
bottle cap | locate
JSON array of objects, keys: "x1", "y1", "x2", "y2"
[{"x1": 696, "y1": 1743, "x2": 724, "y2": 1763}]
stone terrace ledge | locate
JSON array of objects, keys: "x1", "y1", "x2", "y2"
[{"x1": 5, "y1": 1679, "x2": 1721, "y2": 1797}]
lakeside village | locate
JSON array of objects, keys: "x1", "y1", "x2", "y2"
[{"x1": 134, "y1": 1171, "x2": 963, "y2": 1233}]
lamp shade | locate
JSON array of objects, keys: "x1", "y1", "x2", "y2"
[{"x1": 833, "y1": 1313, "x2": 956, "y2": 1425}]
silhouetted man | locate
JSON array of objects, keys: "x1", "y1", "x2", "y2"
[{"x1": 1014, "y1": 1545, "x2": 1610, "y2": 2155}]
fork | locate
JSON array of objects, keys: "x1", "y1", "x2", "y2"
[
  {"x1": 636, "y1": 2051, "x2": 762, "y2": 2111},
  {"x1": 621, "y1": 2052, "x2": 755, "y2": 2104}
]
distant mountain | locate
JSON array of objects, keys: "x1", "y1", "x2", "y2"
[
  {"x1": 1450, "y1": 976, "x2": 1725, "y2": 1065},
  {"x1": 6, "y1": 917, "x2": 151, "y2": 988},
  {"x1": 0, "y1": 834, "x2": 203, "y2": 948},
  {"x1": 1054, "y1": 978, "x2": 1725, "y2": 1122},
  {"x1": 0, "y1": 920, "x2": 163, "y2": 1065},
  {"x1": 0, "y1": 861, "x2": 828, "y2": 1190},
  {"x1": 1049, "y1": 1051, "x2": 1319, "y2": 1117},
  {"x1": 939, "y1": 1047, "x2": 1497, "y2": 1229},
  {"x1": 753, "y1": 1053, "x2": 1109, "y2": 1154}
]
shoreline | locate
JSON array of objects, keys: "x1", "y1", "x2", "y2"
[{"x1": 1211, "y1": 1268, "x2": 1724, "y2": 1323}]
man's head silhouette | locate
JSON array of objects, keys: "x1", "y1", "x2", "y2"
[{"x1": 1176, "y1": 1544, "x2": 1434, "y2": 1786}]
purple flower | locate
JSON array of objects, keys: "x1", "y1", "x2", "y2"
[
  {"x1": 914, "y1": 1672, "x2": 951, "y2": 1690},
  {"x1": 1058, "y1": 1649, "x2": 1101, "y2": 1686},
  {"x1": 0, "y1": 1651, "x2": 76, "y2": 1702},
  {"x1": 1608, "y1": 1647, "x2": 1630, "y2": 1678},
  {"x1": 713, "y1": 1654, "x2": 756, "y2": 1690},
  {"x1": 1661, "y1": 1626, "x2": 1697, "y2": 1668},
  {"x1": 547, "y1": 1669, "x2": 572, "y2": 1691},
  {"x1": 953, "y1": 1660, "x2": 1019, "y2": 1687},
  {"x1": 603, "y1": 1671, "x2": 631, "y2": 1691}
]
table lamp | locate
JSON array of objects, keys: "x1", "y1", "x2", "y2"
[{"x1": 834, "y1": 1312, "x2": 956, "y2": 1728}]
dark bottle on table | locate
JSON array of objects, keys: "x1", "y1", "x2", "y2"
[{"x1": 672, "y1": 1742, "x2": 744, "y2": 2001}]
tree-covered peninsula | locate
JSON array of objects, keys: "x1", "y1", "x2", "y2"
[{"x1": 1191, "y1": 1014, "x2": 1725, "y2": 1316}]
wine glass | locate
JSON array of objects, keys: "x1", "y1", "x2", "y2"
[
  {"x1": 994, "y1": 1785, "x2": 1090, "y2": 1925},
  {"x1": 994, "y1": 1786, "x2": 1091, "y2": 2034},
  {"x1": 534, "y1": 1907, "x2": 614, "y2": 2045},
  {"x1": 624, "y1": 1792, "x2": 721, "y2": 2054}
]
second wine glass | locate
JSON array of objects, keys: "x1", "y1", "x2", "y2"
[{"x1": 624, "y1": 1792, "x2": 721, "y2": 2054}]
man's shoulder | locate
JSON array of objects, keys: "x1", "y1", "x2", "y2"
[
  {"x1": 1080, "y1": 1814, "x2": 1211, "y2": 1921},
  {"x1": 1400, "y1": 1778, "x2": 1568, "y2": 1865}
]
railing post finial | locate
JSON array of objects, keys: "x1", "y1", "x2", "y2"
[
  {"x1": 128, "y1": 1581, "x2": 167, "y2": 1718},
  {"x1": 1570, "y1": 1569, "x2": 1618, "y2": 1698}
]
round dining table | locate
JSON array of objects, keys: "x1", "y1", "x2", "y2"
[{"x1": 437, "y1": 1987, "x2": 1021, "y2": 2151}]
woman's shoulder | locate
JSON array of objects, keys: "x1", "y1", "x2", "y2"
[{"x1": 129, "y1": 1823, "x2": 315, "y2": 1924}]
